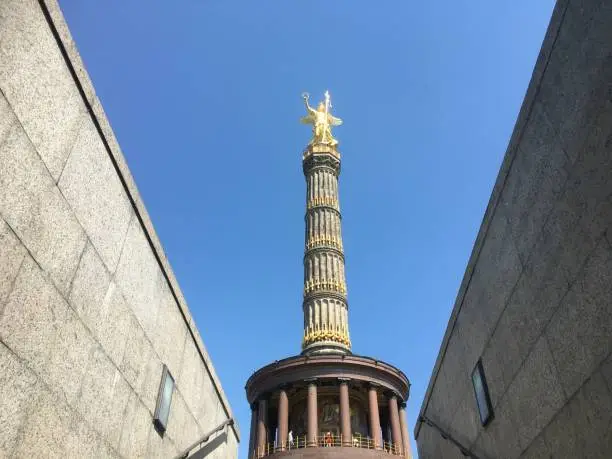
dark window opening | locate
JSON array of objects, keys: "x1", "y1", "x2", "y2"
[
  {"x1": 472, "y1": 359, "x2": 494, "y2": 426},
  {"x1": 154, "y1": 364, "x2": 175, "y2": 434}
]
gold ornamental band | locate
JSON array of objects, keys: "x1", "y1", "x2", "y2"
[
  {"x1": 304, "y1": 279, "x2": 347, "y2": 296},
  {"x1": 305, "y1": 236, "x2": 343, "y2": 251},
  {"x1": 302, "y1": 328, "x2": 351, "y2": 348},
  {"x1": 306, "y1": 196, "x2": 339, "y2": 210}
]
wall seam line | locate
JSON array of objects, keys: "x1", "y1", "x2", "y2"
[
  {"x1": 0, "y1": 337, "x2": 123, "y2": 457},
  {"x1": 469, "y1": 228, "x2": 605, "y2": 453},
  {"x1": 0, "y1": 219, "x2": 182, "y2": 451}
]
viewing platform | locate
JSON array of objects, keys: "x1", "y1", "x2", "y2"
[{"x1": 253, "y1": 433, "x2": 405, "y2": 458}]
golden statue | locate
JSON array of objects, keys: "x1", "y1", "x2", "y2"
[{"x1": 301, "y1": 91, "x2": 343, "y2": 146}]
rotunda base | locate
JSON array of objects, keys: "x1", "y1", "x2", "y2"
[{"x1": 264, "y1": 446, "x2": 403, "y2": 458}]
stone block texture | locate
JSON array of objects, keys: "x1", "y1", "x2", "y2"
[
  {"x1": 416, "y1": 0, "x2": 612, "y2": 458},
  {"x1": 0, "y1": 1, "x2": 238, "y2": 458}
]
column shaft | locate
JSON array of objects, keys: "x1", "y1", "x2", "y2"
[
  {"x1": 399, "y1": 403, "x2": 412, "y2": 458},
  {"x1": 277, "y1": 389, "x2": 289, "y2": 451},
  {"x1": 388, "y1": 395, "x2": 403, "y2": 455},
  {"x1": 339, "y1": 381, "x2": 351, "y2": 446},
  {"x1": 307, "y1": 382, "x2": 318, "y2": 447},
  {"x1": 368, "y1": 386, "x2": 381, "y2": 450},
  {"x1": 302, "y1": 148, "x2": 350, "y2": 355},
  {"x1": 248, "y1": 404, "x2": 257, "y2": 458},
  {"x1": 256, "y1": 399, "x2": 268, "y2": 457}
]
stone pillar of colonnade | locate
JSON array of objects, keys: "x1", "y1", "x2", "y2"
[
  {"x1": 388, "y1": 394, "x2": 403, "y2": 455},
  {"x1": 256, "y1": 398, "x2": 268, "y2": 458},
  {"x1": 339, "y1": 379, "x2": 351, "y2": 446},
  {"x1": 249, "y1": 404, "x2": 257, "y2": 458},
  {"x1": 277, "y1": 388, "x2": 289, "y2": 451},
  {"x1": 368, "y1": 385, "x2": 382, "y2": 450},
  {"x1": 307, "y1": 381, "x2": 318, "y2": 447},
  {"x1": 399, "y1": 402, "x2": 412, "y2": 458}
]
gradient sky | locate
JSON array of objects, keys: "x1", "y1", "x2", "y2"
[{"x1": 59, "y1": 1, "x2": 555, "y2": 456}]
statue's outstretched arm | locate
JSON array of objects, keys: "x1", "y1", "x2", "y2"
[{"x1": 302, "y1": 93, "x2": 315, "y2": 114}]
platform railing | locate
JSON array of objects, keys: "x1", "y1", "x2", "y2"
[{"x1": 253, "y1": 433, "x2": 403, "y2": 457}]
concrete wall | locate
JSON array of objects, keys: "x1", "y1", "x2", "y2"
[
  {"x1": 0, "y1": 1, "x2": 239, "y2": 457},
  {"x1": 415, "y1": 0, "x2": 612, "y2": 457}
]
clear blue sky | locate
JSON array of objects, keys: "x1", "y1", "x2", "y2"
[{"x1": 59, "y1": 1, "x2": 555, "y2": 456}]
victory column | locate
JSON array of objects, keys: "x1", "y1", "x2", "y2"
[
  {"x1": 245, "y1": 93, "x2": 413, "y2": 459},
  {"x1": 299, "y1": 91, "x2": 350, "y2": 355}
]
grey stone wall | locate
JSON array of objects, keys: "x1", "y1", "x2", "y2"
[
  {"x1": 415, "y1": 0, "x2": 612, "y2": 458},
  {"x1": 0, "y1": 0, "x2": 239, "y2": 457}
]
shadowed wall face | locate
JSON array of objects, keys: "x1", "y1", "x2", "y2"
[
  {"x1": 0, "y1": 1, "x2": 238, "y2": 457},
  {"x1": 415, "y1": 0, "x2": 612, "y2": 458}
]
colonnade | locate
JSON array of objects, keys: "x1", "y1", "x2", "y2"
[{"x1": 249, "y1": 380, "x2": 411, "y2": 457}]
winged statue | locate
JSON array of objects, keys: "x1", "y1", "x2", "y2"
[{"x1": 300, "y1": 91, "x2": 343, "y2": 146}]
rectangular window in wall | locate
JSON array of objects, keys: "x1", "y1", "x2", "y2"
[
  {"x1": 472, "y1": 359, "x2": 494, "y2": 426},
  {"x1": 154, "y1": 365, "x2": 175, "y2": 434}
]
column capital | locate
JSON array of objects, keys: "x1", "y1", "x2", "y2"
[
  {"x1": 337, "y1": 377, "x2": 351, "y2": 384},
  {"x1": 304, "y1": 377, "x2": 319, "y2": 385},
  {"x1": 382, "y1": 388, "x2": 403, "y2": 400}
]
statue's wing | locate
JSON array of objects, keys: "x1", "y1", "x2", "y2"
[
  {"x1": 300, "y1": 115, "x2": 315, "y2": 124},
  {"x1": 329, "y1": 115, "x2": 343, "y2": 126}
]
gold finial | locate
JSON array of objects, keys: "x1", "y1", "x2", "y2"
[{"x1": 300, "y1": 91, "x2": 343, "y2": 147}]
